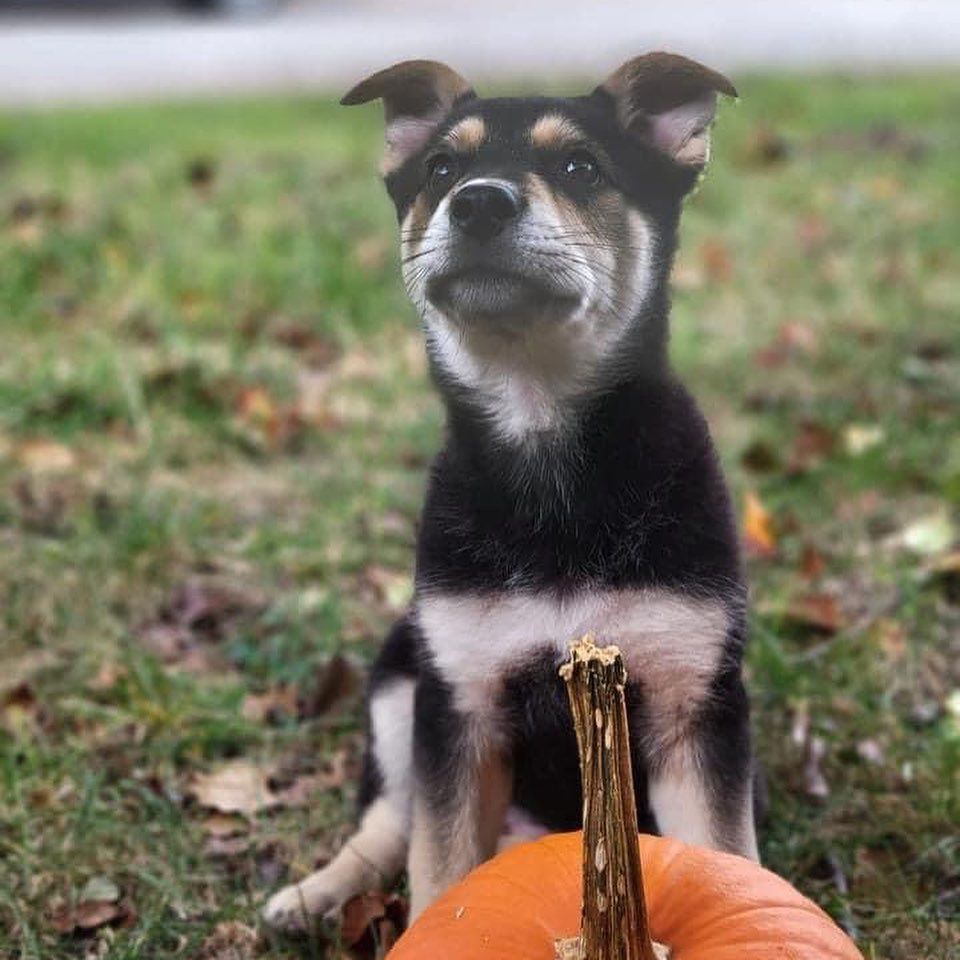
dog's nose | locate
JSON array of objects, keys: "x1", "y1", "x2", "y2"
[{"x1": 449, "y1": 182, "x2": 521, "y2": 241}]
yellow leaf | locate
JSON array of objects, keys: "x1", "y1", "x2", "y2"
[{"x1": 743, "y1": 491, "x2": 777, "y2": 556}]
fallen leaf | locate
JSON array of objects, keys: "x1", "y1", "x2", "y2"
[
  {"x1": 189, "y1": 759, "x2": 338, "y2": 816},
  {"x1": 740, "y1": 439, "x2": 781, "y2": 474},
  {"x1": 196, "y1": 920, "x2": 258, "y2": 960},
  {"x1": 753, "y1": 321, "x2": 819, "y2": 368},
  {"x1": 844, "y1": 423, "x2": 885, "y2": 456},
  {"x1": 233, "y1": 385, "x2": 304, "y2": 452},
  {"x1": 78, "y1": 877, "x2": 120, "y2": 904},
  {"x1": 699, "y1": 238, "x2": 734, "y2": 283},
  {"x1": 186, "y1": 156, "x2": 217, "y2": 189},
  {"x1": 358, "y1": 566, "x2": 413, "y2": 616},
  {"x1": 739, "y1": 124, "x2": 790, "y2": 167},
  {"x1": 189, "y1": 761, "x2": 276, "y2": 816},
  {"x1": 784, "y1": 593, "x2": 844, "y2": 634},
  {"x1": 341, "y1": 892, "x2": 408, "y2": 958},
  {"x1": 139, "y1": 578, "x2": 265, "y2": 674},
  {"x1": 15, "y1": 439, "x2": 76, "y2": 473},
  {"x1": 201, "y1": 814, "x2": 250, "y2": 839},
  {"x1": 856, "y1": 739, "x2": 886, "y2": 766},
  {"x1": 803, "y1": 735, "x2": 830, "y2": 799},
  {"x1": 898, "y1": 511, "x2": 955, "y2": 556},
  {"x1": 1, "y1": 683, "x2": 46, "y2": 737},
  {"x1": 49, "y1": 898, "x2": 135, "y2": 936},
  {"x1": 298, "y1": 654, "x2": 364, "y2": 720},
  {"x1": 799, "y1": 544, "x2": 827, "y2": 580},
  {"x1": 242, "y1": 686, "x2": 299, "y2": 724},
  {"x1": 743, "y1": 491, "x2": 777, "y2": 557},
  {"x1": 786, "y1": 420, "x2": 836, "y2": 475},
  {"x1": 205, "y1": 835, "x2": 253, "y2": 858}
]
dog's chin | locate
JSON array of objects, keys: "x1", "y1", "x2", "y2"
[{"x1": 426, "y1": 269, "x2": 579, "y2": 328}]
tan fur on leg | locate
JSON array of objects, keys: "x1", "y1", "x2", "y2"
[{"x1": 263, "y1": 798, "x2": 407, "y2": 932}]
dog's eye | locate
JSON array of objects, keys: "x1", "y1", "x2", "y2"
[
  {"x1": 562, "y1": 150, "x2": 601, "y2": 185},
  {"x1": 427, "y1": 153, "x2": 458, "y2": 185}
]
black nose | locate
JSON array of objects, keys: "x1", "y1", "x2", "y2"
[{"x1": 449, "y1": 182, "x2": 521, "y2": 241}]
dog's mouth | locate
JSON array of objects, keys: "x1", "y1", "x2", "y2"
[{"x1": 427, "y1": 267, "x2": 579, "y2": 324}]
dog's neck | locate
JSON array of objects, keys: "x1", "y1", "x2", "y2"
[{"x1": 429, "y1": 283, "x2": 672, "y2": 455}]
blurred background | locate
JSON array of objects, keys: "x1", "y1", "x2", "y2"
[
  {"x1": 1, "y1": 4, "x2": 958, "y2": 960},
  {"x1": 2, "y1": 1, "x2": 960, "y2": 104}
]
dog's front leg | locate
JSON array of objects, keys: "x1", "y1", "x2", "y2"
[
  {"x1": 645, "y1": 668, "x2": 759, "y2": 861},
  {"x1": 407, "y1": 671, "x2": 512, "y2": 919}
]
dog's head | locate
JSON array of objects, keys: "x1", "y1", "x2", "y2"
[{"x1": 343, "y1": 54, "x2": 736, "y2": 439}]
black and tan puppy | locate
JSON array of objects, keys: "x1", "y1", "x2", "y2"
[{"x1": 265, "y1": 52, "x2": 758, "y2": 931}]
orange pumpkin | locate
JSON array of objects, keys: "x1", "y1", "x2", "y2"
[{"x1": 389, "y1": 831, "x2": 864, "y2": 959}]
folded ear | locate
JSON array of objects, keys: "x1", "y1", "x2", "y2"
[
  {"x1": 597, "y1": 52, "x2": 737, "y2": 168},
  {"x1": 342, "y1": 60, "x2": 476, "y2": 174}
]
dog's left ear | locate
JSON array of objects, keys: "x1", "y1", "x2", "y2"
[
  {"x1": 597, "y1": 52, "x2": 737, "y2": 168},
  {"x1": 342, "y1": 60, "x2": 475, "y2": 174}
]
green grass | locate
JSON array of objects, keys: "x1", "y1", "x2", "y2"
[{"x1": 1, "y1": 75, "x2": 959, "y2": 959}]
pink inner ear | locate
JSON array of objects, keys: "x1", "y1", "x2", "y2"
[
  {"x1": 382, "y1": 113, "x2": 444, "y2": 174},
  {"x1": 648, "y1": 94, "x2": 717, "y2": 165}
]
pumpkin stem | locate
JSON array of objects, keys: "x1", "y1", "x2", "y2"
[{"x1": 558, "y1": 636, "x2": 666, "y2": 960}]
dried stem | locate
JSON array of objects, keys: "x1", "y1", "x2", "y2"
[{"x1": 556, "y1": 636, "x2": 662, "y2": 960}]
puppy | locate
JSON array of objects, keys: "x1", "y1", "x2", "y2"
[{"x1": 265, "y1": 52, "x2": 758, "y2": 932}]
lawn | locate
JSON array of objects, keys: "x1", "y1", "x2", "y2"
[{"x1": 0, "y1": 74, "x2": 958, "y2": 960}]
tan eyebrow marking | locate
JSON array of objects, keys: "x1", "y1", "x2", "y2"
[
  {"x1": 530, "y1": 113, "x2": 586, "y2": 149},
  {"x1": 444, "y1": 116, "x2": 486, "y2": 151}
]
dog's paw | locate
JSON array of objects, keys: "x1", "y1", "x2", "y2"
[{"x1": 261, "y1": 880, "x2": 340, "y2": 934}]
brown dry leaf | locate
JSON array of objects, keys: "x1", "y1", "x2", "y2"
[
  {"x1": 196, "y1": 920, "x2": 258, "y2": 960},
  {"x1": 699, "y1": 238, "x2": 734, "y2": 283},
  {"x1": 358, "y1": 566, "x2": 413, "y2": 616},
  {"x1": 201, "y1": 813, "x2": 250, "y2": 839},
  {"x1": 140, "y1": 578, "x2": 265, "y2": 674},
  {"x1": 739, "y1": 124, "x2": 790, "y2": 167},
  {"x1": 785, "y1": 593, "x2": 844, "y2": 634},
  {"x1": 205, "y1": 834, "x2": 253, "y2": 857},
  {"x1": 49, "y1": 899, "x2": 135, "y2": 936},
  {"x1": 753, "y1": 321, "x2": 819, "y2": 368},
  {"x1": 166, "y1": 579, "x2": 266, "y2": 638},
  {"x1": 743, "y1": 491, "x2": 777, "y2": 557},
  {"x1": 1, "y1": 682, "x2": 45, "y2": 737},
  {"x1": 341, "y1": 892, "x2": 408, "y2": 958},
  {"x1": 233, "y1": 385, "x2": 304, "y2": 452},
  {"x1": 15, "y1": 438, "x2": 77, "y2": 473},
  {"x1": 299, "y1": 654, "x2": 364, "y2": 720},
  {"x1": 799, "y1": 544, "x2": 827, "y2": 580},
  {"x1": 786, "y1": 420, "x2": 836, "y2": 475},
  {"x1": 271, "y1": 770, "x2": 339, "y2": 809},
  {"x1": 242, "y1": 686, "x2": 299, "y2": 724},
  {"x1": 190, "y1": 759, "x2": 339, "y2": 816},
  {"x1": 189, "y1": 760, "x2": 277, "y2": 816}
]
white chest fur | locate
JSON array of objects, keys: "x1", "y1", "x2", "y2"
[{"x1": 416, "y1": 588, "x2": 732, "y2": 718}]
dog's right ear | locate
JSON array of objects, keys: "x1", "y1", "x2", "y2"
[{"x1": 342, "y1": 60, "x2": 476, "y2": 175}]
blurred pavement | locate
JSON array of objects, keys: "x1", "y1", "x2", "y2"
[{"x1": 1, "y1": 0, "x2": 959, "y2": 106}]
